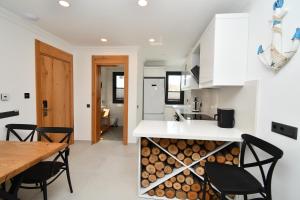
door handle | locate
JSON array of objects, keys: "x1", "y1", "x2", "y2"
[{"x1": 42, "y1": 100, "x2": 48, "y2": 117}]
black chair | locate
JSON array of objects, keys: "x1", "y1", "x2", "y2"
[
  {"x1": 5, "y1": 124, "x2": 37, "y2": 142},
  {"x1": 20, "y1": 127, "x2": 74, "y2": 200},
  {"x1": 202, "y1": 134, "x2": 283, "y2": 200}
]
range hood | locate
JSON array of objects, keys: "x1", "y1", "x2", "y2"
[{"x1": 181, "y1": 65, "x2": 199, "y2": 90}]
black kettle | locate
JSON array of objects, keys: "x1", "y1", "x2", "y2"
[{"x1": 214, "y1": 108, "x2": 235, "y2": 128}]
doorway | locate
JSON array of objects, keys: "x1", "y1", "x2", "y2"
[
  {"x1": 92, "y1": 56, "x2": 129, "y2": 145},
  {"x1": 35, "y1": 40, "x2": 74, "y2": 143}
]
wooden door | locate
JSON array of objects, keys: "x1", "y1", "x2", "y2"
[{"x1": 36, "y1": 40, "x2": 74, "y2": 143}]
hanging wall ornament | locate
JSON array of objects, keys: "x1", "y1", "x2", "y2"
[{"x1": 257, "y1": 0, "x2": 300, "y2": 72}]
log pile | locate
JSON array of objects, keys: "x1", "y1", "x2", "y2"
[{"x1": 140, "y1": 138, "x2": 240, "y2": 200}]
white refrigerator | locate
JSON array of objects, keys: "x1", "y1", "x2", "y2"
[{"x1": 143, "y1": 78, "x2": 165, "y2": 120}]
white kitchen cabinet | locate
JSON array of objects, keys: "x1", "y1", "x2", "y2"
[{"x1": 199, "y1": 13, "x2": 248, "y2": 88}]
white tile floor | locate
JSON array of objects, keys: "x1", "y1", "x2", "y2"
[{"x1": 18, "y1": 140, "x2": 141, "y2": 200}]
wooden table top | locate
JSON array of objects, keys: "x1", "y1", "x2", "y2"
[{"x1": 0, "y1": 141, "x2": 67, "y2": 184}]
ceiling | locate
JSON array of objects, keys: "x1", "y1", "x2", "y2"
[{"x1": 0, "y1": 0, "x2": 252, "y2": 66}]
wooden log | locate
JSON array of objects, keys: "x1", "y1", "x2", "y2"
[
  {"x1": 231, "y1": 147, "x2": 240, "y2": 156},
  {"x1": 177, "y1": 153, "x2": 185, "y2": 161},
  {"x1": 167, "y1": 156, "x2": 176, "y2": 165},
  {"x1": 141, "y1": 157, "x2": 149, "y2": 166},
  {"x1": 191, "y1": 183, "x2": 201, "y2": 192},
  {"x1": 141, "y1": 147, "x2": 151, "y2": 157},
  {"x1": 183, "y1": 169, "x2": 191, "y2": 176},
  {"x1": 199, "y1": 192, "x2": 211, "y2": 200},
  {"x1": 155, "y1": 188, "x2": 165, "y2": 197},
  {"x1": 195, "y1": 166, "x2": 205, "y2": 176},
  {"x1": 147, "y1": 189, "x2": 155, "y2": 196},
  {"x1": 187, "y1": 191, "x2": 198, "y2": 200},
  {"x1": 165, "y1": 188, "x2": 176, "y2": 198},
  {"x1": 165, "y1": 180, "x2": 173, "y2": 188},
  {"x1": 177, "y1": 140, "x2": 187, "y2": 150},
  {"x1": 170, "y1": 139, "x2": 178, "y2": 144},
  {"x1": 200, "y1": 160, "x2": 206, "y2": 167},
  {"x1": 158, "y1": 153, "x2": 167, "y2": 162},
  {"x1": 187, "y1": 139, "x2": 194, "y2": 146},
  {"x1": 141, "y1": 138, "x2": 149, "y2": 147},
  {"x1": 207, "y1": 155, "x2": 216, "y2": 163},
  {"x1": 183, "y1": 157, "x2": 193, "y2": 166},
  {"x1": 168, "y1": 144, "x2": 179, "y2": 155},
  {"x1": 176, "y1": 174, "x2": 185, "y2": 183},
  {"x1": 199, "y1": 149, "x2": 207, "y2": 157},
  {"x1": 154, "y1": 161, "x2": 165, "y2": 171},
  {"x1": 149, "y1": 154, "x2": 158, "y2": 164},
  {"x1": 146, "y1": 164, "x2": 156, "y2": 174},
  {"x1": 170, "y1": 176, "x2": 177, "y2": 183},
  {"x1": 233, "y1": 157, "x2": 239, "y2": 165},
  {"x1": 159, "y1": 139, "x2": 170, "y2": 148},
  {"x1": 164, "y1": 165, "x2": 173, "y2": 174},
  {"x1": 196, "y1": 140, "x2": 205, "y2": 145},
  {"x1": 141, "y1": 171, "x2": 149, "y2": 179},
  {"x1": 216, "y1": 141, "x2": 225, "y2": 146},
  {"x1": 184, "y1": 148, "x2": 193, "y2": 157},
  {"x1": 175, "y1": 161, "x2": 181, "y2": 168},
  {"x1": 216, "y1": 154, "x2": 226, "y2": 164},
  {"x1": 225, "y1": 153, "x2": 234, "y2": 161},
  {"x1": 152, "y1": 138, "x2": 160, "y2": 143},
  {"x1": 141, "y1": 179, "x2": 150, "y2": 188},
  {"x1": 192, "y1": 144, "x2": 201, "y2": 153},
  {"x1": 173, "y1": 182, "x2": 182, "y2": 190},
  {"x1": 192, "y1": 152, "x2": 201, "y2": 161},
  {"x1": 158, "y1": 184, "x2": 165, "y2": 190},
  {"x1": 208, "y1": 189, "x2": 215, "y2": 195},
  {"x1": 148, "y1": 174, "x2": 157, "y2": 183},
  {"x1": 182, "y1": 184, "x2": 191, "y2": 192},
  {"x1": 151, "y1": 147, "x2": 160, "y2": 155},
  {"x1": 204, "y1": 141, "x2": 216, "y2": 151},
  {"x1": 176, "y1": 190, "x2": 187, "y2": 199},
  {"x1": 225, "y1": 161, "x2": 233, "y2": 165},
  {"x1": 156, "y1": 170, "x2": 165, "y2": 178},
  {"x1": 185, "y1": 176, "x2": 194, "y2": 185}
]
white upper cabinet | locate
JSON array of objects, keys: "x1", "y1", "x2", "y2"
[
  {"x1": 183, "y1": 13, "x2": 248, "y2": 90},
  {"x1": 199, "y1": 13, "x2": 248, "y2": 88}
]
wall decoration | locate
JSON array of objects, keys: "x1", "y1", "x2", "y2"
[{"x1": 257, "y1": 0, "x2": 300, "y2": 72}]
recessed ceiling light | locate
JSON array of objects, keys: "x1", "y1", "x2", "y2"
[
  {"x1": 149, "y1": 38, "x2": 156, "y2": 43},
  {"x1": 100, "y1": 38, "x2": 108, "y2": 42},
  {"x1": 58, "y1": 0, "x2": 70, "y2": 8},
  {"x1": 138, "y1": 0, "x2": 148, "y2": 7}
]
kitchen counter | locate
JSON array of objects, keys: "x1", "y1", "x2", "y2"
[{"x1": 133, "y1": 120, "x2": 243, "y2": 142}]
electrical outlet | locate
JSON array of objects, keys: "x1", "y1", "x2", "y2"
[
  {"x1": 271, "y1": 121, "x2": 298, "y2": 140},
  {"x1": 0, "y1": 93, "x2": 9, "y2": 101}
]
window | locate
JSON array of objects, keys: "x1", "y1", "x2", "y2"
[
  {"x1": 113, "y1": 72, "x2": 124, "y2": 104},
  {"x1": 165, "y1": 71, "x2": 184, "y2": 104}
]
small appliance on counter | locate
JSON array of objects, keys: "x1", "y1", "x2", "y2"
[
  {"x1": 214, "y1": 108, "x2": 235, "y2": 128},
  {"x1": 192, "y1": 97, "x2": 202, "y2": 112}
]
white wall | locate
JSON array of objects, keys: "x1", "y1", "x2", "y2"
[
  {"x1": 245, "y1": 1, "x2": 300, "y2": 199},
  {"x1": 0, "y1": 7, "x2": 74, "y2": 140},
  {"x1": 74, "y1": 46, "x2": 140, "y2": 143},
  {"x1": 100, "y1": 66, "x2": 124, "y2": 126}
]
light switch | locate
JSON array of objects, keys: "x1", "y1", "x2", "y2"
[{"x1": 0, "y1": 93, "x2": 9, "y2": 101}]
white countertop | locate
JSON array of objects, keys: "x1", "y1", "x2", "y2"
[{"x1": 133, "y1": 120, "x2": 243, "y2": 142}]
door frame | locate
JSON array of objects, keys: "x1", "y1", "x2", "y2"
[
  {"x1": 91, "y1": 55, "x2": 129, "y2": 145},
  {"x1": 35, "y1": 40, "x2": 74, "y2": 142}
]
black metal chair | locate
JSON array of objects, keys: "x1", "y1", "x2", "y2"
[
  {"x1": 20, "y1": 127, "x2": 74, "y2": 200},
  {"x1": 5, "y1": 124, "x2": 37, "y2": 142},
  {"x1": 202, "y1": 134, "x2": 283, "y2": 200}
]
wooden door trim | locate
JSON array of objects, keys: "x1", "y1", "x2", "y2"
[
  {"x1": 92, "y1": 55, "x2": 129, "y2": 145},
  {"x1": 35, "y1": 40, "x2": 74, "y2": 142}
]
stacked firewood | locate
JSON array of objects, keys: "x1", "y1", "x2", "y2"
[
  {"x1": 147, "y1": 171, "x2": 220, "y2": 200},
  {"x1": 140, "y1": 138, "x2": 240, "y2": 199}
]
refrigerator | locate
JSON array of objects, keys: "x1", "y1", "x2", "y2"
[{"x1": 143, "y1": 78, "x2": 165, "y2": 120}]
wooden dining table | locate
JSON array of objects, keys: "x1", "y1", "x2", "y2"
[{"x1": 0, "y1": 141, "x2": 67, "y2": 199}]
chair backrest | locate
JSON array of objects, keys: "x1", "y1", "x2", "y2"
[
  {"x1": 5, "y1": 124, "x2": 37, "y2": 142},
  {"x1": 36, "y1": 127, "x2": 73, "y2": 144},
  {"x1": 240, "y1": 134, "x2": 283, "y2": 199}
]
